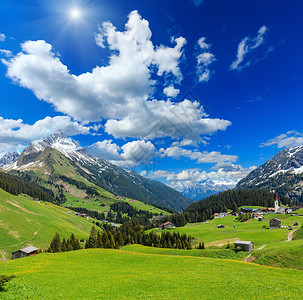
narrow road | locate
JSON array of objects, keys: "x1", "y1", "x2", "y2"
[{"x1": 287, "y1": 229, "x2": 297, "y2": 241}]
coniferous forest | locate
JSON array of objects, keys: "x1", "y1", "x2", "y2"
[{"x1": 46, "y1": 218, "x2": 193, "y2": 253}]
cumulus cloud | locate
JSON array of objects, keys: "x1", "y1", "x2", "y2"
[
  {"x1": 2, "y1": 11, "x2": 231, "y2": 144},
  {"x1": 0, "y1": 33, "x2": 5, "y2": 42},
  {"x1": 144, "y1": 164, "x2": 256, "y2": 188},
  {"x1": 163, "y1": 85, "x2": 180, "y2": 98},
  {"x1": 0, "y1": 49, "x2": 13, "y2": 57},
  {"x1": 0, "y1": 116, "x2": 96, "y2": 157},
  {"x1": 87, "y1": 139, "x2": 156, "y2": 168},
  {"x1": 196, "y1": 37, "x2": 216, "y2": 82},
  {"x1": 161, "y1": 145, "x2": 238, "y2": 163},
  {"x1": 230, "y1": 26, "x2": 268, "y2": 70},
  {"x1": 105, "y1": 99, "x2": 231, "y2": 142},
  {"x1": 261, "y1": 131, "x2": 303, "y2": 148}
]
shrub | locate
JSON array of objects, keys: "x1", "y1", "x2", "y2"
[{"x1": 0, "y1": 275, "x2": 15, "y2": 291}]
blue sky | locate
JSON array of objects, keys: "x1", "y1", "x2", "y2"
[{"x1": 0, "y1": 0, "x2": 303, "y2": 189}]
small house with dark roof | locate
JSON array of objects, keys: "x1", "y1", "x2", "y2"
[
  {"x1": 270, "y1": 217, "x2": 281, "y2": 228},
  {"x1": 234, "y1": 241, "x2": 254, "y2": 252},
  {"x1": 12, "y1": 246, "x2": 38, "y2": 260},
  {"x1": 159, "y1": 221, "x2": 175, "y2": 230}
]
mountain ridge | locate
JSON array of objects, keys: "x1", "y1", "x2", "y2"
[
  {"x1": 2, "y1": 130, "x2": 193, "y2": 211},
  {"x1": 236, "y1": 145, "x2": 303, "y2": 200}
]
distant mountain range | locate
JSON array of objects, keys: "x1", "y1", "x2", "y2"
[
  {"x1": 173, "y1": 179, "x2": 236, "y2": 201},
  {"x1": 237, "y1": 145, "x2": 303, "y2": 201},
  {"x1": 0, "y1": 130, "x2": 193, "y2": 211}
]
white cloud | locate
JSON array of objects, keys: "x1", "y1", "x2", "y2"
[
  {"x1": 197, "y1": 37, "x2": 210, "y2": 50},
  {"x1": 2, "y1": 11, "x2": 231, "y2": 144},
  {"x1": 196, "y1": 37, "x2": 216, "y2": 82},
  {"x1": 105, "y1": 99, "x2": 231, "y2": 142},
  {"x1": 230, "y1": 26, "x2": 268, "y2": 70},
  {"x1": 160, "y1": 145, "x2": 238, "y2": 164},
  {"x1": 0, "y1": 115, "x2": 96, "y2": 155},
  {"x1": 0, "y1": 49, "x2": 13, "y2": 57},
  {"x1": 87, "y1": 139, "x2": 156, "y2": 168},
  {"x1": 145, "y1": 163, "x2": 256, "y2": 187},
  {"x1": 87, "y1": 139, "x2": 121, "y2": 161},
  {"x1": 261, "y1": 131, "x2": 303, "y2": 148},
  {"x1": 163, "y1": 85, "x2": 180, "y2": 98},
  {"x1": 0, "y1": 33, "x2": 5, "y2": 42}
]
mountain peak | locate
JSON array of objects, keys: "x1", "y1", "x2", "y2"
[
  {"x1": 23, "y1": 130, "x2": 81, "y2": 161},
  {"x1": 237, "y1": 144, "x2": 303, "y2": 200},
  {"x1": 53, "y1": 129, "x2": 67, "y2": 139}
]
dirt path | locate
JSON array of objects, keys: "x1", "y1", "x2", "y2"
[
  {"x1": 245, "y1": 244, "x2": 267, "y2": 263},
  {"x1": 257, "y1": 244, "x2": 267, "y2": 250},
  {"x1": 244, "y1": 253, "x2": 252, "y2": 262},
  {"x1": 287, "y1": 229, "x2": 297, "y2": 241}
]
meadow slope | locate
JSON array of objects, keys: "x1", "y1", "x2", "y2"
[
  {"x1": 0, "y1": 188, "x2": 93, "y2": 261},
  {"x1": 1, "y1": 249, "x2": 303, "y2": 299}
]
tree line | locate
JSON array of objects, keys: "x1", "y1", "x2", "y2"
[
  {"x1": 85, "y1": 218, "x2": 192, "y2": 250},
  {"x1": 0, "y1": 171, "x2": 53, "y2": 202},
  {"x1": 47, "y1": 218, "x2": 193, "y2": 253}
]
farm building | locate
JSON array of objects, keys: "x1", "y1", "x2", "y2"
[
  {"x1": 214, "y1": 212, "x2": 228, "y2": 218},
  {"x1": 12, "y1": 246, "x2": 38, "y2": 260},
  {"x1": 159, "y1": 222, "x2": 175, "y2": 230},
  {"x1": 234, "y1": 241, "x2": 254, "y2": 252},
  {"x1": 270, "y1": 218, "x2": 281, "y2": 228}
]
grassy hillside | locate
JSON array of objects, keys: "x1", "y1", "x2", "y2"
[
  {"x1": 0, "y1": 188, "x2": 93, "y2": 261},
  {"x1": 250, "y1": 239, "x2": 303, "y2": 270},
  {"x1": 122, "y1": 244, "x2": 248, "y2": 260},
  {"x1": 156, "y1": 214, "x2": 303, "y2": 247},
  {"x1": 11, "y1": 148, "x2": 170, "y2": 216},
  {"x1": 1, "y1": 249, "x2": 303, "y2": 299},
  {"x1": 62, "y1": 185, "x2": 169, "y2": 216}
]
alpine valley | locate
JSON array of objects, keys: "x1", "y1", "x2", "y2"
[{"x1": 0, "y1": 130, "x2": 193, "y2": 212}]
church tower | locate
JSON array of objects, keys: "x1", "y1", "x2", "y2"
[{"x1": 274, "y1": 195, "x2": 279, "y2": 213}]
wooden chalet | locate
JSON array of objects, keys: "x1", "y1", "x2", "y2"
[
  {"x1": 159, "y1": 222, "x2": 175, "y2": 230},
  {"x1": 234, "y1": 241, "x2": 254, "y2": 252},
  {"x1": 12, "y1": 246, "x2": 38, "y2": 260},
  {"x1": 270, "y1": 217, "x2": 281, "y2": 228}
]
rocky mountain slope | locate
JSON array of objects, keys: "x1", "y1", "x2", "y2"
[
  {"x1": 0, "y1": 152, "x2": 19, "y2": 169},
  {"x1": 237, "y1": 145, "x2": 303, "y2": 200},
  {"x1": 2, "y1": 130, "x2": 193, "y2": 211}
]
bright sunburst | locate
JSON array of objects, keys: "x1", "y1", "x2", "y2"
[{"x1": 69, "y1": 7, "x2": 82, "y2": 20}]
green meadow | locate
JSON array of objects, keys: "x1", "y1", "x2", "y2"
[
  {"x1": 0, "y1": 188, "x2": 93, "y2": 261},
  {"x1": 159, "y1": 214, "x2": 303, "y2": 247},
  {"x1": 62, "y1": 185, "x2": 169, "y2": 216},
  {"x1": 1, "y1": 248, "x2": 303, "y2": 299},
  {"x1": 250, "y1": 239, "x2": 303, "y2": 270}
]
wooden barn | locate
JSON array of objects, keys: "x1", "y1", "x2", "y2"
[
  {"x1": 12, "y1": 246, "x2": 38, "y2": 260},
  {"x1": 234, "y1": 241, "x2": 254, "y2": 252},
  {"x1": 270, "y1": 218, "x2": 281, "y2": 228}
]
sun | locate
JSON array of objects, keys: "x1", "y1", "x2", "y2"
[{"x1": 69, "y1": 7, "x2": 82, "y2": 20}]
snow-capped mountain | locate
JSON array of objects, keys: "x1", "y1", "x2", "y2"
[
  {"x1": 237, "y1": 145, "x2": 303, "y2": 200},
  {"x1": 173, "y1": 179, "x2": 236, "y2": 201},
  {"x1": 0, "y1": 152, "x2": 19, "y2": 169},
  {"x1": 4, "y1": 130, "x2": 193, "y2": 211}
]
